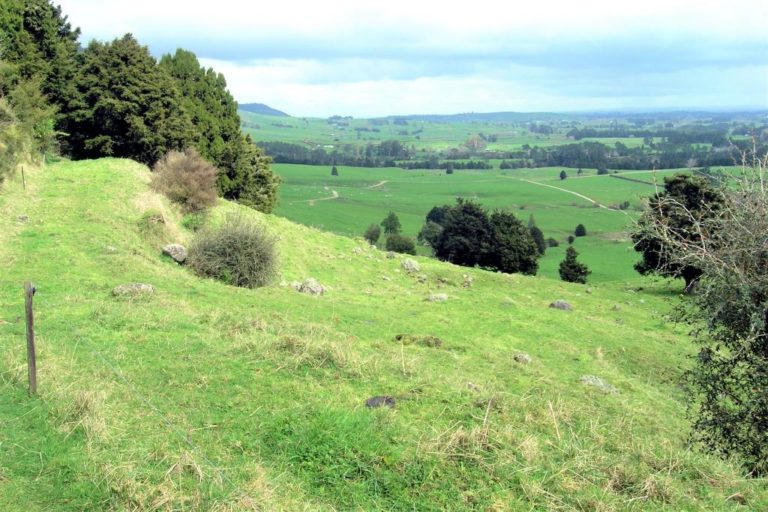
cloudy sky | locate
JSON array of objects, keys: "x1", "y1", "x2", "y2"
[{"x1": 57, "y1": 0, "x2": 767, "y2": 117}]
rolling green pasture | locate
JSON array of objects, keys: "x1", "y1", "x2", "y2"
[
  {"x1": 274, "y1": 164, "x2": 692, "y2": 282},
  {"x1": 1, "y1": 159, "x2": 766, "y2": 510},
  {"x1": 241, "y1": 112, "x2": 653, "y2": 152}
]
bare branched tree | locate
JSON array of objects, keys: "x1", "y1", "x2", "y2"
[{"x1": 633, "y1": 142, "x2": 768, "y2": 475}]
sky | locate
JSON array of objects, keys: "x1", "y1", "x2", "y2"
[{"x1": 57, "y1": 0, "x2": 768, "y2": 117}]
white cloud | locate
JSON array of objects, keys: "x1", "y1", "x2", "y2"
[{"x1": 57, "y1": 0, "x2": 768, "y2": 115}]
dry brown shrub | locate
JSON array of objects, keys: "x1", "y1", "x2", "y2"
[{"x1": 151, "y1": 148, "x2": 219, "y2": 213}]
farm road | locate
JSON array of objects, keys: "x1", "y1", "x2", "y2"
[{"x1": 514, "y1": 178, "x2": 629, "y2": 216}]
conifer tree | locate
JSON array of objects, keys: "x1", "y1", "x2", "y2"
[{"x1": 559, "y1": 246, "x2": 591, "y2": 283}]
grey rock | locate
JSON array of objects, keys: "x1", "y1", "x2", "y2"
[
  {"x1": 295, "y1": 278, "x2": 326, "y2": 296},
  {"x1": 17, "y1": 215, "x2": 29, "y2": 223},
  {"x1": 365, "y1": 396, "x2": 395, "y2": 408},
  {"x1": 585, "y1": 288, "x2": 593, "y2": 294},
  {"x1": 416, "y1": 274, "x2": 428, "y2": 284},
  {"x1": 401, "y1": 258, "x2": 420, "y2": 273},
  {"x1": 112, "y1": 283, "x2": 155, "y2": 298},
  {"x1": 386, "y1": 251, "x2": 396, "y2": 259},
  {"x1": 549, "y1": 300, "x2": 572, "y2": 311},
  {"x1": 462, "y1": 274, "x2": 474, "y2": 288},
  {"x1": 579, "y1": 375, "x2": 619, "y2": 394},
  {"x1": 513, "y1": 352, "x2": 532, "y2": 365},
  {"x1": 428, "y1": 293, "x2": 448, "y2": 302},
  {"x1": 353, "y1": 247, "x2": 363, "y2": 255},
  {"x1": 162, "y1": 244, "x2": 187, "y2": 263}
]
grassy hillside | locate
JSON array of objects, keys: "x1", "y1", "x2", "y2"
[
  {"x1": 1, "y1": 159, "x2": 765, "y2": 510},
  {"x1": 273, "y1": 163, "x2": 696, "y2": 282}
]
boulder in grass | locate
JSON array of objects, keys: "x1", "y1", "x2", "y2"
[
  {"x1": 365, "y1": 396, "x2": 395, "y2": 408},
  {"x1": 401, "y1": 258, "x2": 420, "y2": 273},
  {"x1": 513, "y1": 352, "x2": 532, "y2": 365},
  {"x1": 162, "y1": 244, "x2": 187, "y2": 263},
  {"x1": 428, "y1": 293, "x2": 448, "y2": 302},
  {"x1": 294, "y1": 278, "x2": 326, "y2": 296},
  {"x1": 112, "y1": 283, "x2": 155, "y2": 298},
  {"x1": 386, "y1": 251, "x2": 396, "y2": 259},
  {"x1": 579, "y1": 375, "x2": 619, "y2": 394},
  {"x1": 549, "y1": 300, "x2": 572, "y2": 311}
]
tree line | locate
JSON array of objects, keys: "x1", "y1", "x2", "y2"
[{"x1": 0, "y1": 1, "x2": 279, "y2": 211}]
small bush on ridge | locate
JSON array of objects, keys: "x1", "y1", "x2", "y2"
[
  {"x1": 386, "y1": 234, "x2": 416, "y2": 255},
  {"x1": 151, "y1": 148, "x2": 219, "y2": 213},
  {"x1": 363, "y1": 223, "x2": 381, "y2": 244},
  {"x1": 187, "y1": 215, "x2": 278, "y2": 288}
]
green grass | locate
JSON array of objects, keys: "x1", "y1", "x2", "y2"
[
  {"x1": 241, "y1": 112, "x2": 589, "y2": 152},
  {"x1": 1, "y1": 159, "x2": 766, "y2": 510},
  {"x1": 273, "y1": 163, "x2": 702, "y2": 282}
]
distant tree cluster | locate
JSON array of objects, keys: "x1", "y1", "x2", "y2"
[
  {"x1": 361, "y1": 212, "x2": 416, "y2": 254},
  {"x1": 418, "y1": 199, "x2": 539, "y2": 275},
  {"x1": 0, "y1": 1, "x2": 279, "y2": 211}
]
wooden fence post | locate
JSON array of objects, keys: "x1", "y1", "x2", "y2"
[
  {"x1": 21, "y1": 166, "x2": 26, "y2": 190},
  {"x1": 24, "y1": 282, "x2": 37, "y2": 395}
]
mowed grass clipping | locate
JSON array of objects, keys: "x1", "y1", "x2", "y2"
[
  {"x1": 273, "y1": 163, "x2": 700, "y2": 282},
  {"x1": 0, "y1": 159, "x2": 766, "y2": 510}
]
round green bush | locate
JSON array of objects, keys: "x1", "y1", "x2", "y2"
[{"x1": 187, "y1": 215, "x2": 278, "y2": 288}]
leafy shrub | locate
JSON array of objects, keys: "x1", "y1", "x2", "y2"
[
  {"x1": 187, "y1": 215, "x2": 277, "y2": 288},
  {"x1": 575, "y1": 224, "x2": 587, "y2": 237},
  {"x1": 381, "y1": 212, "x2": 402, "y2": 235},
  {"x1": 363, "y1": 223, "x2": 381, "y2": 244},
  {"x1": 151, "y1": 148, "x2": 219, "y2": 213},
  {"x1": 567, "y1": 235, "x2": 575, "y2": 244},
  {"x1": 385, "y1": 234, "x2": 416, "y2": 255},
  {"x1": 547, "y1": 237, "x2": 560, "y2": 247}
]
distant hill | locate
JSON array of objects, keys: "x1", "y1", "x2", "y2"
[{"x1": 239, "y1": 103, "x2": 289, "y2": 117}]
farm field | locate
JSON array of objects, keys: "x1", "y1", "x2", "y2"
[
  {"x1": 1, "y1": 159, "x2": 766, "y2": 510},
  {"x1": 273, "y1": 163, "x2": 692, "y2": 283},
  {"x1": 240, "y1": 111, "x2": 658, "y2": 153}
]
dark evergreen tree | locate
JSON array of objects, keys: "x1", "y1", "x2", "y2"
[
  {"x1": 363, "y1": 223, "x2": 381, "y2": 244},
  {"x1": 159, "y1": 49, "x2": 239, "y2": 167},
  {"x1": 631, "y1": 173, "x2": 724, "y2": 290},
  {"x1": 433, "y1": 199, "x2": 493, "y2": 268},
  {"x1": 574, "y1": 224, "x2": 587, "y2": 237},
  {"x1": 160, "y1": 50, "x2": 280, "y2": 212},
  {"x1": 381, "y1": 211, "x2": 402, "y2": 235},
  {"x1": 486, "y1": 210, "x2": 539, "y2": 275},
  {"x1": 331, "y1": 165, "x2": 338, "y2": 176},
  {"x1": 567, "y1": 235, "x2": 575, "y2": 244},
  {"x1": 559, "y1": 246, "x2": 591, "y2": 283},
  {"x1": 0, "y1": 0, "x2": 80, "y2": 114},
  {"x1": 417, "y1": 221, "x2": 443, "y2": 248},
  {"x1": 60, "y1": 34, "x2": 194, "y2": 164},
  {"x1": 559, "y1": 169, "x2": 567, "y2": 180},
  {"x1": 225, "y1": 135, "x2": 280, "y2": 212},
  {"x1": 529, "y1": 225, "x2": 546, "y2": 255},
  {"x1": 425, "y1": 205, "x2": 451, "y2": 225}
]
